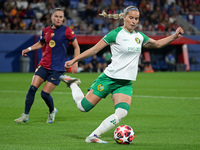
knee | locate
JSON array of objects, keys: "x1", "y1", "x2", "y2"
[
  {"x1": 28, "y1": 85, "x2": 37, "y2": 95},
  {"x1": 77, "y1": 98, "x2": 94, "y2": 112},
  {"x1": 41, "y1": 90, "x2": 49, "y2": 99},
  {"x1": 77, "y1": 101, "x2": 86, "y2": 112},
  {"x1": 26, "y1": 85, "x2": 37, "y2": 98}
]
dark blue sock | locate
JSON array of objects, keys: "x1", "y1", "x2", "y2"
[
  {"x1": 25, "y1": 85, "x2": 37, "y2": 114},
  {"x1": 41, "y1": 91, "x2": 54, "y2": 113}
]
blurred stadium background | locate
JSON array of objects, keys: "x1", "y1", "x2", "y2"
[
  {"x1": 0, "y1": 0, "x2": 200, "y2": 73},
  {"x1": 1, "y1": 1, "x2": 200, "y2": 149}
]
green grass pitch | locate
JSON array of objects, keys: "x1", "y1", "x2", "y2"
[{"x1": 0, "y1": 72, "x2": 200, "y2": 150}]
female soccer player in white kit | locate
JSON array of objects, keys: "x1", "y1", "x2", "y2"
[{"x1": 60, "y1": 6, "x2": 184, "y2": 143}]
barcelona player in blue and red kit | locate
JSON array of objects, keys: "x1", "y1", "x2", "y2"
[
  {"x1": 14, "y1": 8, "x2": 80, "y2": 124},
  {"x1": 39, "y1": 23, "x2": 76, "y2": 71}
]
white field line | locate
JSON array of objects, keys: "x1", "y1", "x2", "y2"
[
  {"x1": 1, "y1": 90, "x2": 200, "y2": 100},
  {"x1": 134, "y1": 88, "x2": 200, "y2": 92},
  {"x1": 132, "y1": 95, "x2": 200, "y2": 100}
]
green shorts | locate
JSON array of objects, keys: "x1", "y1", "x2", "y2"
[{"x1": 88, "y1": 72, "x2": 133, "y2": 98}]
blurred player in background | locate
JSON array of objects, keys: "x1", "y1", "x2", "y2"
[
  {"x1": 165, "y1": 51, "x2": 176, "y2": 71},
  {"x1": 60, "y1": 6, "x2": 184, "y2": 143},
  {"x1": 14, "y1": 8, "x2": 80, "y2": 124}
]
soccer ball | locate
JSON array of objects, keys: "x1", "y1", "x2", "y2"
[{"x1": 114, "y1": 125, "x2": 135, "y2": 144}]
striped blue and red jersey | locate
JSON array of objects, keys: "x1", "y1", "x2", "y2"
[{"x1": 39, "y1": 25, "x2": 75, "y2": 71}]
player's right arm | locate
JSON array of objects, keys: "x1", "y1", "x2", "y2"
[
  {"x1": 22, "y1": 40, "x2": 45, "y2": 56},
  {"x1": 64, "y1": 39, "x2": 107, "y2": 68}
]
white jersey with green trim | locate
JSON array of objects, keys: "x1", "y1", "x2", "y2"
[{"x1": 103, "y1": 27, "x2": 150, "y2": 81}]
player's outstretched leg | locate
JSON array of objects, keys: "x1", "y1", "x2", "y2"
[{"x1": 60, "y1": 75, "x2": 85, "y2": 108}]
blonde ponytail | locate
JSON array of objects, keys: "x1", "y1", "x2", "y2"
[
  {"x1": 99, "y1": 10, "x2": 124, "y2": 19},
  {"x1": 99, "y1": 6, "x2": 139, "y2": 19}
]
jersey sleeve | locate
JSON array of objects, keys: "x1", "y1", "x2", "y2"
[
  {"x1": 39, "y1": 30, "x2": 45, "y2": 42},
  {"x1": 65, "y1": 27, "x2": 76, "y2": 42},
  {"x1": 103, "y1": 27, "x2": 123, "y2": 44},
  {"x1": 139, "y1": 32, "x2": 150, "y2": 46},
  {"x1": 103, "y1": 29, "x2": 118, "y2": 44}
]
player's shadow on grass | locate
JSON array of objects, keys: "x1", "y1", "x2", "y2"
[{"x1": 66, "y1": 134, "x2": 85, "y2": 140}]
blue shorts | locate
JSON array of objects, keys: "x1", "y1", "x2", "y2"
[{"x1": 34, "y1": 65, "x2": 64, "y2": 85}]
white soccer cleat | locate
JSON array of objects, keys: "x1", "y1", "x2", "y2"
[
  {"x1": 14, "y1": 113, "x2": 29, "y2": 123},
  {"x1": 85, "y1": 134, "x2": 108, "y2": 143},
  {"x1": 59, "y1": 75, "x2": 81, "y2": 87},
  {"x1": 46, "y1": 108, "x2": 57, "y2": 123}
]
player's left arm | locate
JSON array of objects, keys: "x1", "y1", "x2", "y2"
[
  {"x1": 144, "y1": 27, "x2": 184, "y2": 49},
  {"x1": 71, "y1": 38, "x2": 80, "y2": 73}
]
